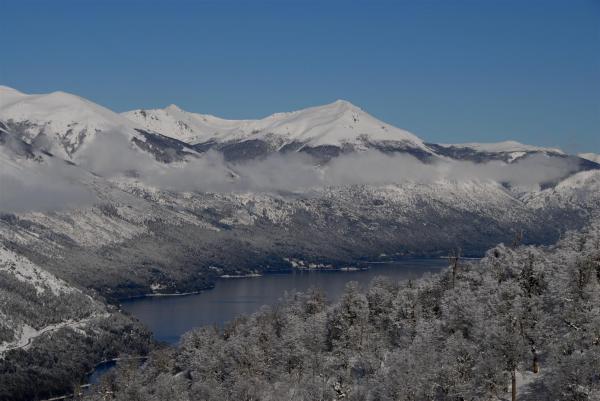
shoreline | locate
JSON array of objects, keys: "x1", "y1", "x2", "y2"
[
  {"x1": 120, "y1": 290, "x2": 204, "y2": 301},
  {"x1": 96, "y1": 257, "x2": 453, "y2": 388},
  {"x1": 112, "y1": 255, "x2": 479, "y2": 302},
  {"x1": 117, "y1": 256, "x2": 452, "y2": 302},
  {"x1": 219, "y1": 273, "x2": 263, "y2": 278}
]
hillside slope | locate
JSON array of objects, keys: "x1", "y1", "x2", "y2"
[
  {"x1": 81, "y1": 220, "x2": 600, "y2": 401},
  {"x1": 0, "y1": 245, "x2": 152, "y2": 401}
]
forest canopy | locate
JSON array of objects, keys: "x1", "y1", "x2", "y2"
[{"x1": 85, "y1": 221, "x2": 600, "y2": 401}]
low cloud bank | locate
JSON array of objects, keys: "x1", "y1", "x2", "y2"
[
  {"x1": 0, "y1": 131, "x2": 580, "y2": 212},
  {"x1": 76, "y1": 133, "x2": 579, "y2": 193},
  {"x1": 325, "y1": 151, "x2": 578, "y2": 189},
  {"x1": 0, "y1": 157, "x2": 95, "y2": 213}
]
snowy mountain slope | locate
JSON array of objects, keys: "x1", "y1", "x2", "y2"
[
  {"x1": 427, "y1": 140, "x2": 567, "y2": 163},
  {"x1": 123, "y1": 104, "x2": 254, "y2": 144},
  {"x1": 523, "y1": 170, "x2": 600, "y2": 211},
  {"x1": 2, "y1": 164, "x2": 598, "y2": 298},
  {"x1": 0, "y1": 88, "x2": 193, "y2": 167},
  {"x1": 425, "y1": 141, "x2": 600, "y2": 177},
  {"x1": 0, "y1": 239, "x2": 152, "y2": 400},
  {"x1": 0, "y1": 244, "x2": 105, "y2": 351},
  {"x1": 0, "y1": 245, "x2": 77, "y2": 296},
  {"x1": 0, "y1": 86, "x2": 141, "y2": 159},
  {"x1": 123, "y1": 100, "x2": 434, "y2": 160},
  {"x1": 439, "y1": 140, "x2": 564, "y2": 154},
  {"x1": 579, "y1": 152, "x2": 600, "y2": 164}
]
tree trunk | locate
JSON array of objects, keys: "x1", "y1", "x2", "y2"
[
  {"x1": 452, "y1": 263, "x2": 456, "y2": 288},
  {"x1": 511, "y1": 368, "x2": 517, "y2": 401},
  {"x1": 450, "y1": 249, "x2": 459, "y2": 288}
]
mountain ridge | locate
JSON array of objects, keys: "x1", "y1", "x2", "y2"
[
  {"x1": 579, "y1": 152, "x2": 600, "y2": 164},
  {"x1": 1, "y1": 85, "x2": 593, "y2": 169},
  {"x1": 122, "y1": 98, "x2": 432, "y2": 157}
]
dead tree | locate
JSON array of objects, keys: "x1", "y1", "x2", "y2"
[
  {"x1": 450, "y1": 248, "x2": 461, "y2": 288},
  {"x1": 512, "y1": 229, "x2": 524, "y2": 248}
]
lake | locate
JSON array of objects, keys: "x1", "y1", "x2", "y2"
[{"x1": 121, "y1": 258, "x2": 449, "y2": 344}]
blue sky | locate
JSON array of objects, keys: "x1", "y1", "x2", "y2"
[{"x1": 2, "y1": 0, "x2": 599, "y2": 152}]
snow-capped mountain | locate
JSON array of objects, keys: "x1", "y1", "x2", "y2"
[
  {"x1": 123, "y1": 100, "x2": 432, "y2": 158},
  {"x1": 0, "y1": 86, "x2": 141, "y2": 159},
  {"x1": 1, "y1": 86, "x2": 596, "y2": 173},
  {"x1": 123, "y1": 100, "x2": 598, "y2": 173}
]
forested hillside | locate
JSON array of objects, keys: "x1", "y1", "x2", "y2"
[
  {"x1": 0, "y1": 245, "x2": 153, "y2": 401},
  {"x1": 85, "y1": 221, "x2": 600, "y2": 401}
]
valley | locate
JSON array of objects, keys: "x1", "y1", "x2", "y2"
[{"x1": 0, "y1": 85, "x2": 599, "y2": 400}]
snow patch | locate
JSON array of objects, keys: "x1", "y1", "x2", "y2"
[
  {"x1": 0, "y1": 312, "x2": 110, "y2": 355},
  {"x1": 0, "y1": 245, "x2": 76, "y2": 296}
]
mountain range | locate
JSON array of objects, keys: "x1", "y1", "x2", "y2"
[
  {"x1": 2, "y1": 85, "x2": 595, "y2": 167},
  {"x1": 0, "y1": 85, "x2": 599, "y2": 300}
]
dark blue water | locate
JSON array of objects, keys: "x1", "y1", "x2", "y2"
[
  {"x1": 87, "y1": 360, "x2": 116, "y2": 384},
  {"x1": 121, "y1": 259, "x2": 448, "y2": 344}
]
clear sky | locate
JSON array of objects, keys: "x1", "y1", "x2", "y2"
[{"x1": 2, "y1": 0, "x2": 599, "y2": 153}]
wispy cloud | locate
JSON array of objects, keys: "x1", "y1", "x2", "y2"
[
  {"x1": 0, "y1": 155, "x2": 95, "y2": 213},
  {"x1": 0, "y1": 132, "x2": 580, "y2": 212},
  {"x1": 77, "y1": 134, "x2": 578, "y2": 193}
]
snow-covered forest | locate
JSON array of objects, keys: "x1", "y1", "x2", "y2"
[{"x1": 84, "y1": 220, "x2": 600, "y2": 401}]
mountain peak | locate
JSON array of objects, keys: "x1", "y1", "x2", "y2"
[
  {"x1": 165, "y1": 104, "x2": 183, "y2": 112},
  {"x1": 0, "y1": 85, "x2": 24, "y2": 96},
  {"x1": 324, "y1": 99, "x2": 362, "y2": 112},
  {"x1": 332, "y1": 99, "x2": 356, "y2": 106},
  {"x1": 0, "y1": 86, "x2": 138, "y2": 159}
]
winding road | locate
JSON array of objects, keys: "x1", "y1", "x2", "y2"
[{"x1": 0, "y1": 313, "x2": 109, "y2": 356}]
